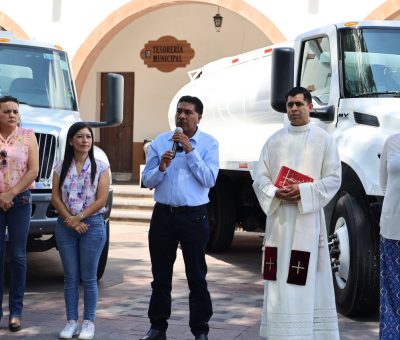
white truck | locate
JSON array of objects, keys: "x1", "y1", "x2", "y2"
[
  {"x1": 0, "y1": 31, "x2": 123, "y2": 279},
  {"x1": 168, "y1": 20, "x2": 400, "y2": 317}
]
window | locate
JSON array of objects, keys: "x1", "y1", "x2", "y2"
[
  {"x1": 341, "y1": 28, "x2": 400, "y2": 98},
  {"x1": 0, "y1": 44, "x2": 77, "y2": 110},
  {"x1": 299, "y1": 36, "x2": 331, "y2": 104}
]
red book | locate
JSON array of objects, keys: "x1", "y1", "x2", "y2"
[{"x1": 274, "y1": 166, "x2": 313, "y2": 188}]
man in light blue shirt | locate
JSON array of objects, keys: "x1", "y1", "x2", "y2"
[{"x1": 140, "y1": 95, "x2": 219, "y2": 340}]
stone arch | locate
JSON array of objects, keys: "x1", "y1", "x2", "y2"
[
  {"x1": 365, "y1": 0, "x2": 400, "y2": 20},
  {"x1": 72, "y1": 0, "x2": 286, "y2": 98},
  {"x1": 0, "y1": 12, "x2": 29, "y2": 39}
]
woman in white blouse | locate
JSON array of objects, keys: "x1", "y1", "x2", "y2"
[
  {"x1": 379, "y1": 132, "x2": 400, "y2": 340},
  {"x1": 52, "y1": 122, "x2": 110, "y2": 340}
]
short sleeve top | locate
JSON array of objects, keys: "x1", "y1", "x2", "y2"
[
  {"x1": 54, "y1": 157, "x2": 109, "y2": 215},
  {"x1": 0, "y1": 127, "x2": 35, "y2": 193}
]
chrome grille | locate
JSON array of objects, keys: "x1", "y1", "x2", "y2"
[{"x1": 35, "y1": 133, "x2": 56, "y2": 182}]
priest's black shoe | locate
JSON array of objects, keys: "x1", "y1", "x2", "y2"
[
  {"x1": 139, "y1": 328, "x2": 166, "y2": 340},
  {"x1": 194, "y1": 334, "x2": 208, "y2": 340}
]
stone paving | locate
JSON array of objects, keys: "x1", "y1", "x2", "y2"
[{"x1": 0, "y1": 221, "x2": 379, "y2": 339}]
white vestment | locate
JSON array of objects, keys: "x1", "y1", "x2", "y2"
[{"x1": 253, "y1": 123, "x2": 341, "y2": 340}]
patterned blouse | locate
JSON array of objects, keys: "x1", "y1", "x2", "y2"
[
  {"x1": 0, "y1": 127, "x2": 35, "y2": 193},
  {"x1": 54, "y1": 157, "x2": 109, "y2": 216}
]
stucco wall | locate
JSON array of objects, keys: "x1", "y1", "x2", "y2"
[
  {"x1": 0, "y1": 0, "x2": 397, "y2": 144},
  {"x1": 79, "y1": 3, "x2": 270, "y2": 142},
  {"x1": 0, "y1": 0, "x2": 387, "y2": 55}
]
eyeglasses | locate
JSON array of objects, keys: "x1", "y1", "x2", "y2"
[{"x1": 0, "y1": 150, "x2": 7, "y2": 167}]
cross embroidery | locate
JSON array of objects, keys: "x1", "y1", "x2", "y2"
[
  {"x1": 282, "y1": 169, "x2": 291, "y2": 186},
  {"x1": 287, "y1": 250, "x2": 309, "y2": 285},
  {"x1": 282, "y1": 169, "x2": 297, "y2": 186},
  {"x1": 292, "y1": 261, "x2": 305, "y2": 275},
  {"x1": 265, "y1": 257, "x2": 275, "y2": 270},
  {"x1": 263, "y1": 246, "x2": 277, "y2": 281}
]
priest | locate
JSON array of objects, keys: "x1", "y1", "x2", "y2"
[{"x1": 253, "y1": 86, "x2": 341, "y2": 339}]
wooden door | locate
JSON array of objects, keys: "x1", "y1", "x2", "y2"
[{"x1": 100, "y1": 72, "x2": 134, "y2": 177}]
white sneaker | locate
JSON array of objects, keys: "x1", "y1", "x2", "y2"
[
  {"x1": 78, "y1": 320, "x2": 95, "y2": 340},
  {"x1": 59, "y1": 320, "x2": 79, "y2": 339}
]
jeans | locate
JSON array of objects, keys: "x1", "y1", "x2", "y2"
[
  {"x1": 0, "y1": 190, "x2": 32, "y2": 318},
  {"x1": 56, "y1": 214, "x2": 106, "y2": 321},
  {"x1": 148, "y1": 203, "x2": 213, "y2": 336}
]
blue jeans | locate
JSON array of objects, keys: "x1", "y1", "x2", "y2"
[
  {"x1": 56, "y1": 214, "x2": 106, "y2": 321},
  {"x1": 0, "y1": 190, "x2": 32, "y2": 318}
]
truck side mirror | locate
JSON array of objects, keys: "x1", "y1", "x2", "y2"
[
  {"x1": 87, "y1": 73, "x2": 124, "y2": 128},
  {"x1": 271, "y1": 47, "x2": 294, "y2": 113},
  {"x1": 310, "y1": 105, "x2": 335, "y2": 122}
]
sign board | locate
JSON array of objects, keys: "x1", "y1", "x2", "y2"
[{"x1": 140, "y1": 36, "x2": 195, "y2": 72}]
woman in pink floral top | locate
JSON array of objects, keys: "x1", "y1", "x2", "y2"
[
  {"x1": 51, "y1": 122, "x2": 110, "y2": 340},
  {"x1": 0, "y1": 96, "x2": 39, "y2": 332}
]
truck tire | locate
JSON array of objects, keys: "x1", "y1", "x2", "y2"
[
  {"x1": 207, "y1": 178, "x2": 236, "y2": 251},
  {"x1": 97, "y1": 221, "x2": 110, "y2": 280},
  {"x1": 329, "y1": 192, "x2": 379, "y2": 316}
]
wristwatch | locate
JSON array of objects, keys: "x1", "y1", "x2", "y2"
[{"x1": 79, "y1": 212, "x2": 84, "y2": 219}]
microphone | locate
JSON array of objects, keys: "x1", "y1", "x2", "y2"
[{"x1": 171, "y1": 127, "x2": 183, "y2": 158}]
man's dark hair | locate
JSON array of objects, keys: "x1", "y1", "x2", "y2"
[
  {"x1": 178, "y1": 95, "x2": 203, "y2": 115},
  {"x1": 0, "y1": 95, "x2": 19, "y2": 105},
  {"x1": 285, "y1": 86, "x2": 312, "y2": 104}
]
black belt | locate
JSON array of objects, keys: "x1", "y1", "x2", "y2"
[{"x1": 156, "y1": 202, "x2": 206, "y2": 213}]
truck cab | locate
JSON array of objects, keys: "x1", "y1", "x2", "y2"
[
  {"x1": 0, "y1": 31, "x2": 123, "y2": 279},
  {"x1": 169, "y1": 20, "x2": 400, "y2": 317},
  {"x1": 272, "y1": 21, "x2": 400, "y2": 316}
]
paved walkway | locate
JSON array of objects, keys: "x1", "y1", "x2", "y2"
[{"x1": 0, "y1": 220, "x2": 379, "y2": 339}]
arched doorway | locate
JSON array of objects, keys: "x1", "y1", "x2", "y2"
[
  {"x1": 366, "y1": 0, "x2": 400, "y2": 19},
  {"x1": 0, "y1": 12, "x2": 29, "y2": 39},
  {"x1": 71, "y1": 1, "x2": 286, "y2": 183},
  {"x1": 72, "y1": 0, "x2": 286, "y2": 99}
]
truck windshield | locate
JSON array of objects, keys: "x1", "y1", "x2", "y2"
[
  {"x1": 341, "y1": 28, "x2": 400, "y2": 98},
  {"x1": 0, "y1": 44, "x2": 77, "y2": 110}
]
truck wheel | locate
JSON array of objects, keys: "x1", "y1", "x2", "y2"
[
  {"x1": 329, "y1": 192, "x2": 379, "y2": 316},
  {"x1": 207, "y1": 178, "x2": 236, "y2": 251},
  {"x1": 97, "y1": 221, "x2": 110, "y2": 280}
]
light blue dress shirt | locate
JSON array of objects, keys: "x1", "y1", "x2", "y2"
[{"x1": 142, "y1": 128, "x2": 219, "y2": 206}]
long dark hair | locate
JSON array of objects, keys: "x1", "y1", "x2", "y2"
[{"x1": 58, "y1": 122, "x2": 97, "y2": 189}]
